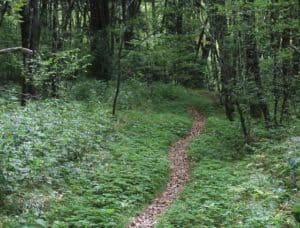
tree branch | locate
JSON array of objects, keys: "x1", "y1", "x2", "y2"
[
  {"x1": 290, "y1": 44, "x2": 300, "y2": 54},
  {"x1": 0, "y1": 47, "x2": 33, "y2": 55}
]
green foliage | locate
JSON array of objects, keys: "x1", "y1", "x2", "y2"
[
  {"x1": 159, "y1": 101, "x2": 299, "y2": 227},
  {"x1": 0, "y1": 81, "x2": 298, "y2": 227},
  {"x1": 0, "y1": 12, "x2": 22, "y2": 83},
  {"x1": 0, "y1": 82, "x2": 203, "y2": 227},
  {"x1": 190, "y1": 117, "x2": 244, "y2": 161},
  {"x1": 68, "y1": 79, "x2": 102, "y2": 102},
  {"x1": 0, "y1": 0, "x2": 24, "y2": 24},
  {"x1": 159, "y1": 161, "x2": 296, "y2": 227},
  {"x1": 0, "y1": 0, "x2": 299, "y2": 226},
  {"x1": 293, "y1": 203, "x2": 300, "y2": 223},
  {"x1": 34, "y1": 49, "x2": 91, "y2": 92},
  {"x1": 122, "y1": 33, "x2": 205, "y2": 87}
]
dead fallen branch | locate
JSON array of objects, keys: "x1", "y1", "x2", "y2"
[{"x1": 0, "y1": 47, "x2": 33, "y2": 55}]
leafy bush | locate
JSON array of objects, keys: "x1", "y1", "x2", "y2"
[
  {"x1": 36, "y1": 49, "x2": 91, "y2": 82},
  {"x1": 33, "y1": 49, "x2": 91, "y2": 97}
]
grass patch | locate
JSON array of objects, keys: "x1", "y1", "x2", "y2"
[
  {"x1": 158, "y1": 101, "x2": 299, "y2": 227},
  {"x1": 0, "y1": 82, "x2": 209, "y2": 227},
  {"x1": 1, "y1": 81, "x2": 298, "y2": 227}
]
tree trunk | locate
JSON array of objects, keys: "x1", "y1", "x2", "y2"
[
  {"x1": 280, "y1": 29, "x2": 291, "y2": 123},
  {"x1": 152, "y1": 0, "x2": 157, "y2": 34},
  {"x1": 112, "y1": 31, "x2": 125, "y2": 115},
  {"x1": 20, "y1": 0, "x2": 41, "y2": 106},
  {"x1": 210, "y1": 0, "x2": 235, "y2": 121},
  {"x1": 89, "y1": 0, "x2": 111, "y2": 80},
  {"x1": 122, "y1": 0, "x2": 142, "y2": 48},
  {"x1": 244, "y1": 0, "x2": 270, "y2": 126},
  {"x1": 270, "y1": 0, "x2": 281, "y2": 125},
  {"x1": 175, "y1": 0, "x2": 184, "y2": 34},
  {"x1": 51, "y1": 0, "x2": 60, "y2": 98}
]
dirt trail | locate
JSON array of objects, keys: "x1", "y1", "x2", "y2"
[{"x1": 130, "y1": 108, "x2": 204, "y2": 228}]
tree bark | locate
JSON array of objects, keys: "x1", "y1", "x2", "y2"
[
  {"x1": 20, "y1": 0, "x2": 41, "y2": 106},
  {"x1": 244, "y1": 0, "x2": 270, "y2": 126},
  {"x1": 270, "y1": 0, "x2": 280, "y2": 125},
  {"x1": 210, "y1": 0, "x2": 235, "y2": 121},
  {"x1": 152, "y1": 0, "x2": 156, "y2": 34},
  {"x1": 51, "y1": 0, "x2": 60, "y2": 98},
  {"x1": 89, "y1": 0, "x2": 111, "y2": 80},
  {"x1": 112, "y1": 31, "x2": 125, "y2": 115},
  {"x1": 280, "y1": 29, "x2": 291, "y2": 123},
  {"x1": 175, "y1": 0, "x2": 184, "y2": 34}
]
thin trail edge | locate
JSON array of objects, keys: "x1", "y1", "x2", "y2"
[{"x1": 130, "y1": 107, "x2": 205, "y2": 228}]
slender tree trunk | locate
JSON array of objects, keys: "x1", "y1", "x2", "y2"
[
  {"x1": 195, "y1": 18, "x2": 208, "y2": 61},
  {"x1": 161, "y1": 0, "x2": 168, "y2": 33},
  {"x1": 51, "y1": 0, "x2": 59, "y2": 98},
  {"x1": 112, "y1": 32, "x2": 125, "y2": 115},
  {"x1": 280, "y1": 29, "x2": 291, "y2": 123},
  {"x1": 234, "y1": 18, "x2": 250, "y2": 141},
  {"x1": 20, "y1": 0, "x2": 41, "y2": 106},
  {"x1": 236, "y1": 101, "x2": 249, "y2": 142},
  {"x1": 175, "y1": 0, "x2": 183, "y2": 34},
  {"x1": 110, "y1": 0, "x2": 116, "y2": 53},
  {"x1": 270, "y1": 0, "x2": 281, "y2": 125},
  {"x1": 210, "y1": 0, "x2": 235, "y2": 121},
  {"x1": 244, "y1": 0, "x2": 270, "y2": 126},
  {"x1": 152, "y1": 0, "x2": 157, "y2": 34}
]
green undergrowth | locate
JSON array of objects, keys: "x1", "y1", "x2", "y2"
[
  {"x1": 2, "y1": 80, "x2": 298, "y2": 227},
  {"x1": 0, "y1": 81, "x2": 215, "y2": 227},
  {"x1": 158, "y1": 103, "x2": 300, "y2": 227}
]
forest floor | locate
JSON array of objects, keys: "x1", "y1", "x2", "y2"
[
  {"x1": 0, "y1": 81, "x2": 299, "y2": 227},
  {"x1": 130, "y1": 108, "x2": 204, "y2": 227}
]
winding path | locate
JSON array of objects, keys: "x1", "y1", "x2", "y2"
[{"x1": 130, "y1": 108, "x2": 205, "y2": 228}]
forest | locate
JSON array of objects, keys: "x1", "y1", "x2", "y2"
[{"x1": 0, "y1": 0, "x2": 299, "y2": 227}]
